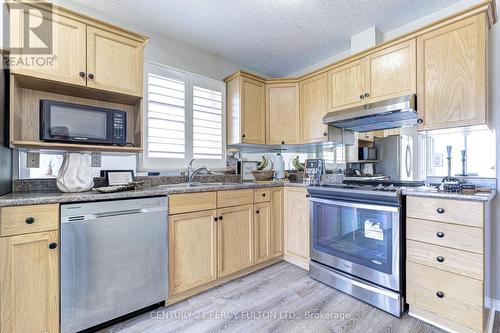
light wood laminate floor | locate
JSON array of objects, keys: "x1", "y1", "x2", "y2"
[{"x1": 100, "y1": 262, "x2": 497, "y2": 333}]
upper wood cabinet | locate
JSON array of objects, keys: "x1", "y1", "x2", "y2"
[
  {"x1": 168, "y1": 210, "x2": 218, "y2": 295},
  {"x1": 266, "y1": 82, "x2": 300, "y2": 144},
  {"x1": 217, "y1": 204, "x2": 254, "y2": 277},
  {"x1": 300, "y1": 73, "x2": 329, "y2": 143},
  {"x1": 226, "y1": 73, "x2": 266, "y2": 145},
  {"x1": 365, "y1": 39, "x2": 416, "y2": 103},
  {"x1": 8, "y1": 2, "x2": 147, "y2": 97},
  {"x1": 327, "y1": 39, "x2": 416, "y2": 112},
  {"x1": 416, "y1": 14, "x2": 487, "y2": 131},
  {"x1": 9, "y1": 8, "x2": 87, "y2": 87},
  {"x1": 0, "y1": 231, "x2": 59, "y2": 333},
  {"x1": 87, "y1": 26, "x2": 144, "y2": 96},
  {"x1": 328, "y1": 59, "x2": 365, "y2": 111}
]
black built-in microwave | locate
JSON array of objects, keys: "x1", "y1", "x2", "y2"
[{"x1": 40, "y1": 100, "x2": 126, "y2": 145}]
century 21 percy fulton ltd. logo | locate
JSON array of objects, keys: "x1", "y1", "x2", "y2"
[{"x1": 4, "y1": 1, "x2": 55, "y2": 68}]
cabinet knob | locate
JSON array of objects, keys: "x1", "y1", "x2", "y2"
[
  {"x1": 364, "y1": 92, "x2": 369, "y2": 98},
  {"x1": 88, "y1": 73, "x2": 95, "y2": 80},
  {"x1": 219, "y1": 216, "x2": 223, "y2": 221},
  {"x1": 306, "y1": 194, "x2": 311, "y2": 198},
  {"x1": 436, "y1": 208, "x2": 445, "y2": 214},
  {"x1": 262, "y1": 193, "x2": 266, "y2": 197},
  {"x1": 436, "y1": 256, "x2": 445, "y2": 263},
  {"x1": 323, "y1": 132, "x2": 328, "y2": 137},
  {"x1": 242, "y1": 134, "x2": 246, "y2": 138},
  {"x1": 256, "y1": 210, "x2": 260, "y2": 214},
  {"x1": 281, "y1": 141, "x2": 285, "y2": 145},
  {"x1": 417, "y1": 118, "x2": 424, "y2": 124},
  {"x1": 436, "y1": 231, "x2": 445, "y2": 238},
  {"x1": 436, "y1": 291, "x2": 444, "y2": 298},
  {"x1": 25, "y1": 217, "x2": 35, "y2": 224},
  {"x1": 214, "y1": 216, "x2": 219, "y2": 222},
  {"x1": 79, "y1": 71, "x2": 86, "y2": 78},
  {"x1": 48, "y1": 242, "x2": 57, "y2": 250},
  {"x1": 360, "y1": 95, "x2": 365, "y2": 99}
]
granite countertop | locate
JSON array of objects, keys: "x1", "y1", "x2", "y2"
[
  {"x1": 0, "y1": 182, "x2": 306, "y2": 207},
  {"x1": 402, "y1": 187, "x2": 496, "y2": 202}
]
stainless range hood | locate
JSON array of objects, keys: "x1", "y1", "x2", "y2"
[{"x1": 323, "y1": 95, "x2": 417, "y2": 132}]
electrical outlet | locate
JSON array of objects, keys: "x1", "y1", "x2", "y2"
[
  {"x1": 91, "y1": 152, "x2": 101, "y2": 167},
  {"x1": 26, "y1": 152, "x2": 40, "y2": 168}
]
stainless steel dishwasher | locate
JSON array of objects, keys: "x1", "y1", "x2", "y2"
[{"x1": 61, "y1": 197, "x2": 168, "y2": 333}]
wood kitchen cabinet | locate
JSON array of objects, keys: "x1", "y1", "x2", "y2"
[
  {"x1": 283, "y1": 187, "x2": 310, "y2": 270},
  {"x1": 8, "y1": 1, "x2": 147, "y2": 97},
  {"x1": 217, "y1": 204, "x2": 254, "y2": 277},
  {"x1": 300, "y1": 73, "x2": 329, "y2": 143},
  {"x1": 0, "y1": 231, "x2": 59, "y2": 333},
  {"x1": 168, "y1": 210, "x2": 218, "y2": 294},
  {"x1": 270, "y1": 188, "x2": 284, "y2": 258},
  {"x1": 226, "y1": 73, "x2": 266, "y2": 145},
  {"x1": 266, "y1": 82, "x2": 300, "y2": 144},
  {"x1": 416, "y1": 14, "x2": 487, "y2": 131},
  {"x1": 327, "y1": 39, "x2": 416, "y2": 112},
  {"x1": 86, "y1": 26, "x2": 144, "y2": 96},
  {"x1": 9, "y1": 8, "x2": 87, "y2": 87},
  {"x1": 254, "y1": 202, "x2": 271, "y2": 264}
]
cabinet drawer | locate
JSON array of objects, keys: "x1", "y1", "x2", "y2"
[
  {"x1": 407, "y1": 240, "x2": 483, "y2": 280},
  {"x1": 406, "y1": 262, "x2": 483, "y2": 332},
  {"x1": 406, "y1": 218, "x2": 483, "y2": 254},
  {"x1": 407, "y1": 196, "x2": 483, "y2": 227},
  {"x1": 217, "y1": 189, "x2": 253, "y2": 208},
  {"x1": 0, "y1": 204, "x2": 59, "y2": 237},
  {"x1": 254, "y1": 188, "x2": 271, "y2": 203},
  {"x1": 169, "y1": 192, "x2": 216, "y2": 214}
]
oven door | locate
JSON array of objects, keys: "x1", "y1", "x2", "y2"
[{"x1": 310, "y1": 197, "x2": 400, "y2": 291}]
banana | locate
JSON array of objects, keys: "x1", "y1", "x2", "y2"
[
  {"x1": 292, "y1": 156, "x2": 304, "y2": 171},
  {"x1": 257, "y1": 155, "x2": 268, "y2": 170}
]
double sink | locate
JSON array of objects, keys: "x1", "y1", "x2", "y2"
[{"x1": 155, "y1": 182, "x2": 235, "y2": 188}]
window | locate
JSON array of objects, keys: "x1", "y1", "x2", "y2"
[{"x1": 141, "y1": 62, "x2": 225, "y2": 170}]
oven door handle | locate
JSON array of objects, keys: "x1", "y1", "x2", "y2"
[{"x1": 309, "y1": 197, "x2": 399, "y2": 213}]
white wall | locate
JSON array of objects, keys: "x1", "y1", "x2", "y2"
[{"x1": 54, "y1": 0, "x2": 260, "y2": 81}]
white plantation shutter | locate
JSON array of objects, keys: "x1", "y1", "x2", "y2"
[{"x1": 141, "y1": 62, "x2": 225, "y2": 170}]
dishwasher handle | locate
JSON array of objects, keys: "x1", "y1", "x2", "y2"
[{"x1": 62, "y1": 206, "x2": 167, "y2": 223}]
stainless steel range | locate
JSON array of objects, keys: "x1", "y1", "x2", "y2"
[{"x1": 308, "y1": 181, "x2": 423, "y2": 317}]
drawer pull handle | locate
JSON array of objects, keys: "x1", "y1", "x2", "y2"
[
  {"x1": 437, "y1": 208, "x2": 445, "y2": 214},
  {"x1": 436, "y1": 291, "x2": 444, "y2": 298},
  {"x1": 436, "y1": 232, "x2": 445, "y2": 238},
  {"x1": 436, "y1": 256, "x2": 445, "y2": 263},
  {"x1": 25, "y1": 217, "x2": 35, "y2": 224},
  {"x1": 48, "y1": 243, "x2": 57, "y2": 250}
]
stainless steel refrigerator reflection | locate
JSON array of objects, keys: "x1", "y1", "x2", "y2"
[
  {"x1": 373, "y1": 127, "x2": 423, "y2": 181},
  {"x1": 0, "y1": 68, "x2": 12, "y2": 195}
]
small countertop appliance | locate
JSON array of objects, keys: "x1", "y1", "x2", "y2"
[{"x1": 304, "y1": 159, "x2": 325, "y2": 185}]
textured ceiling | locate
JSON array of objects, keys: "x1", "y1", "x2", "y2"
[{"x1": 65, "y1": 0, "x2": 462, "y2": 77}]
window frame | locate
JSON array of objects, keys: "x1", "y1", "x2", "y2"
[{"x1": 140, "y1": 61, "x2": 226, "y2": 171}]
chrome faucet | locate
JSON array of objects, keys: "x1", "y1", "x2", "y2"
[{"x1": 187, "y1": 158, "x2": 210, "y2": 185}]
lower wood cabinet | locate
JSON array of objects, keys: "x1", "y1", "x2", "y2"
[
  {"x1": 283, "y1": 187, "x2": 310, "y2": 269},
  {"x1": 0, "y1": 231, "x2": 59, "y2": 333},
  {"x1": 254, "y1": 201, "x2": 271, "y2": 264},
  {"x1": 168, "y1": 210, "x2": 218, "y2": 295},
  {"x1": 270, "y1": 188, "x2": 284, "y2": 258},
  {"x1": 217, "y1": 204, "x2": 254, "y2": 277}
]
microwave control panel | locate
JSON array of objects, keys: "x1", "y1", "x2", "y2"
[{"x1": 112, "y1": 111, "x2": 127, "y2": 145}]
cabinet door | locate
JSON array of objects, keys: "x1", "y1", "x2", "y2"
[
  {"x1": 365, "y1": 39, "x2": 416, "y2": 103},
  {"x1": 266, "y1": 83, "x2": 300, "y2": 144},
  {"x1": 217, "y1": 205, "x2": 254, "y2": 277},
  {"x1": 254, "y1": 202, "x2": 271, "y2": 264},
  {"x1": 10, "y1": 9, "x2": 86, "y2": 86},
  {"x1": 327, "y1": 59, "x2": 365, "y2": 111},
  {"x1": 241, "y1": 77, "x2": 266, "y2": 144},
  {"x1": 270, "y1": 188, "x2": 284, "y2": 258},
  {"x1": 87, "y1": 26, "x2": 144, "y2": 96},
  {"x1": 300, "y1": 73, "x2": 329, "y2": 143},
  {"x1": 416, "y1": 14, "x2": 487, "y2": 131},
  {"x1": 284, "y1": 188, "x2": 310, "y2": 268},
  {"x1": 0, "y1": 231, "x2": 59, "y2": 333},
  {"x1": 168, "y1": 210, "x2": 217, "y2": 295}
]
